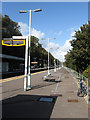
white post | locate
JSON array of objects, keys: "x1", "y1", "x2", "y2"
[
  {"x1": 62, "y1": 59, "x2": 63, "y2": 67},
  {"x1": 57, "y1": 59, "x2": 58, "y2": 70},
  {"x1": 61, "y1": 54, "x2": 63, "y2": 67},
  {"x1": 28, "y1": 10, "x2": 31, "y2": 89},
  {"x1": 24, "y1": 36, "x2": 28, "y2": 91},
  {"x1": 48, "y1": 38, "x2": 50, "y2": 76},
  {"x1": 59, "y1": 60, "x2": 61, "y2": 69},
  {"x1": 54, "y1": 59, "x2": 56, "y2": 72},
  {"x1": 87, "y1": 78, "x2": 89, "y2": 104}
]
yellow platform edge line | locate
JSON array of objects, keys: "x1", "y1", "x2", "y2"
[{"x1": 0, "y1": 69, "x2": 54, "y2": 83}]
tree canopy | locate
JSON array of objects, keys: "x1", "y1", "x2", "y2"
[
  {"x1": 2, "y1": 15, "x2": 22, "y2": 38},
  {"x1": 2, "y1": 14, "x2": 57, "y2": 68},
  {"x1": 65, "y1": 23, "x2": 90, "y2": 73},
  {"x1": 30, "y1": 36, "x2": 54, "y2": 67}
]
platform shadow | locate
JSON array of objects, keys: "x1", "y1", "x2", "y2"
[
  {"x1": 44, "y1": 78, "x2": 62, "y2": 83},
  {"x1": 31, "y1": 81, "x2": 58, "y2": 90},
  {"x1": 2, "y1": 94, "x2": 57, "y2": 119}
]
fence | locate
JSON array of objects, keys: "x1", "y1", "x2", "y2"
[{"x1": 64, "y1": 66, "x2": 89, "y2": 104}]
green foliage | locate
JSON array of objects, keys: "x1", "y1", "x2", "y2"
[
  {"x1": 65, "y1": 23, "x2": 90, "y2": 73},
  {"x1": 2, "y1": 15, "x2": 22, "y2": 38},
  {"x1": 30, "y1": 36, "x2": 54, "y2": 67},
  {"x1": 83, "y1": 66, "x2": 90, "y2": 78},
  {"x1": 2, "y1": 14, "x2": 55, "y2": 68}
]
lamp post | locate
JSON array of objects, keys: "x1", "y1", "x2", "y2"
[
  {"x1": 57, "y1": 59, "x2": 59, "y2": 70},
  {"x1": 49, "y1": 47, "x2": 56, "y2": 73},
  {"x1": 61, "y1": 54, "x2": 63, "y2": 67},
  {"x1": 19, "y1": 9, "x2": 42, "y2": 90},
  {"x1": 48, "y1": 38, "x2": 56, "y2": 76},
  {"x1": 54, "y1": 58, "x2": 56, "y2": 72},
  {"x1": 62, "y1": 54, "x2": 64, "y2": 67},
  {"x1": 58, "y1": 51, "x2": 63, "y2": 68},
  {"x1": 55, "y1": 47, "x2": 60, "y2": 70},
  {"x1": 41, "y1": 38, "x2": 56, "y2": 76}
]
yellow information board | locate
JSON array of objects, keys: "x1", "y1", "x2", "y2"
[{"x1": 2, "y1": 39, "x2": 25, "y2": 46}]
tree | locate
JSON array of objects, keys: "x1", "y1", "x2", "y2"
[
  {"x1": 2, "y1": 15, "x2": 22, "y2": 38},
  {"x1": 65, "y1": 23, "x2": 90, "y2": 73},
  {"x1": 2, "y1": 15, "x2": 55, "y2": 68},
  {"x1": 30, "y1": 36, "x2": 55, "y2": 67}
]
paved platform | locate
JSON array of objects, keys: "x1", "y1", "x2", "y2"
[{"x1": 1, "y1": 68, "x2": 88, "y2": 119}]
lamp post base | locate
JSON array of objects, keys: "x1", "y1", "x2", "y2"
[
  {"x1": 24, "y1": 89, "x2": 27, "y2": 91},
  {"x1": 27, "y1": 87, "x2": 31, "y2": 91},
  {"x1": 47, "y1": 73, "x2": 51, "y2": 76},
  {"x1": 54, "y1": 69, "x2": 56, "y2": 72}
]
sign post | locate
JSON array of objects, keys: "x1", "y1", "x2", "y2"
[
  {"x1": 23, "y1": 36, "x2": 28, "y2": 91},
  {"x1": 2, "y1": 36, "x2": 28, "y2": 91},
  {"x1": 12, "y1": 36, "x2": 28, "y2": 91}
]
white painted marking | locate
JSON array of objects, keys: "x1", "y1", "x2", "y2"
[{"x1": 52, "y1": 75, "x2": 61, "y2": 93}]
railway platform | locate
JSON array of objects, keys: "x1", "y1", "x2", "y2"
[{"x1": 1, "y1": 67, "x2": 88, "y2": 119}]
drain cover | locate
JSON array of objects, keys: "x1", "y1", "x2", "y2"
[
  {"x1": 39, "y1": 97, "x2": 53, "y2": 102},
  {"x1": 68, "y1": 99, "x2": 78, "y2": 102}
]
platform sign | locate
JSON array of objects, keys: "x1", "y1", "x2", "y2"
[
  {"x1": 2, "y1": 36, "x2": 29, "y2": 91},
  {"x1": 2, "y1": 39, "x2": 25, "y2": 46}
]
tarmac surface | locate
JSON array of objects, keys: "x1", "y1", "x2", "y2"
[{"x1": 1, "y1": 67, "x2": 88, "y2": 119}]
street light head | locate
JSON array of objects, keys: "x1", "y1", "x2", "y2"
[
  {"x1": 41, "y1": 38, "x2": 46, "y2": 40},
  {"x1": 48, "y1": 37, "x2": 56, "y2": 40},
  {"x1": 53, "y1": 38, "x2": 56, "y2": 39},
  {"x1": 33, "y1": 9, "x2": 42, "y2": 12},
  {"x1": 19, "y1": 10, "x2": 28, "y2": 13},
  {"x1": 41, "y1": 37, "x2": 56, "y2": 40}
]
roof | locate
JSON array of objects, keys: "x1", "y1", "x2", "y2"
[{"x1": 0, "y1": 54, "x2": 24, "y2": 60}]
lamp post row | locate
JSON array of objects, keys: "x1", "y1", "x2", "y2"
[
  {"x1": 41, "y1": 38, "x2": 56, "y2": 76},
  {"x1": 19, "y1": 9, "x2": 42, "y2": 91},
  {"x1": 19, "y1": 9, "x2": 61, "y2": 91}
]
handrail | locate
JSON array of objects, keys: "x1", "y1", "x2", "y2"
[{"x1": 64, "y1": 66, "x2": 89, "y2": 104}]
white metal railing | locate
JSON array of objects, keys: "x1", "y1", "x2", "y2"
[{"x1": 64, "y1": 66, "x2": 89, "y2": 104}]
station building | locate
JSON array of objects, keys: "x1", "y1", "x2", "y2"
[{"x1": 1, "y1": 42, "x2": 25, "y2": 78}]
